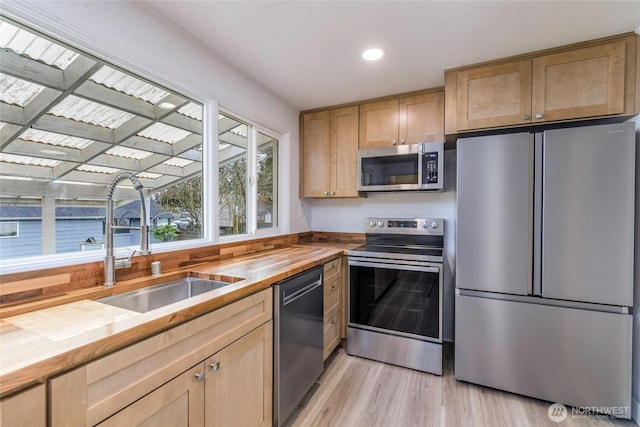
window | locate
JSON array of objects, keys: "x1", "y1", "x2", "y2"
[
  {"x1": 218, "y1": 113, "x2": 278, "y2": 237},
  {"x1": 0, "y1": 17, "x2": 204, "y2": 262},
  {"x1": 0, "y1": 222, "x2": 18, "y2": 238},
  {"x1": 257, "y1": 132, "x2": 278, "y2": 230}
]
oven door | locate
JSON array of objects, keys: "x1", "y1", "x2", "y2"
[{"x1": 348, "y1": 257, "x2": 442, "y2": 343}]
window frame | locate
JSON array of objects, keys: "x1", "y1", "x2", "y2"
[
  {"x1": 216, "y1": 109, "x2": 282, "y2": 242},
  {"x1": 0, "y1": 13, "x2": 285, "y2": 275}
]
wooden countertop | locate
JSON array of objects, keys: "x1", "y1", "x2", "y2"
[{"x1": 0, "y1": 243, "x2": 355, "y2": 397}]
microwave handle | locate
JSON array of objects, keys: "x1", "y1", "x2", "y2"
[{"x1": 418, "y1": 143, "x2": 424, "y2": 189}]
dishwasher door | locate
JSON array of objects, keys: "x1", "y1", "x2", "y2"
[{"x1": 274, "y1": 266, "x2": 324, "y2": 427}]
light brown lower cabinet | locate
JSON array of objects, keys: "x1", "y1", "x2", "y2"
[
  {"x1": 323, "y1": 258, "x2": 343, "y2": 359},
  {"x1": 97, "y1": 322, "x2": 272, "y2": 427},
  {"x1": 50, "y1": 289, "x2": 272, "y2": 427},
  {"x1": 97, "y1": 364, "x2": 205, "y2": 427},
  {"x1": 204, "y1": 322, "x2": 272, "y2": 427},
  {"x1": 0, "y1": 384, "x2": 46, "y2": 427}
]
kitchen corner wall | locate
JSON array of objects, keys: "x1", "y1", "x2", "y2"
[
  {"x1": 633, "y1": 116, "x2": 640, "y2": 426},
  {"x1": 309, "y1": 150, "x2": 457, "y2": 341}
]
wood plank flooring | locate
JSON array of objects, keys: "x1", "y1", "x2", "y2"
[{"x1": 289, "y1": 344, "x2": 635, "y2": 427}]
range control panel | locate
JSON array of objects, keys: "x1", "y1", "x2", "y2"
[{"x1": 365, "y1": 217, "x2": 444, "y2": 235}]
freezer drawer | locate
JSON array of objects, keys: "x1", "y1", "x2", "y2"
[{"x1": 455, "y1": 294, "x2": 632, "y2": 417}]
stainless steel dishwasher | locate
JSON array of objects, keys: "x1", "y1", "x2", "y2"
[{"x1": 274, "y1": 266, "x2": 324, "y2": 427}]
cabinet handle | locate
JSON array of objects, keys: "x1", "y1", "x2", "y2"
[
  {"x1": 195, "y1": 372, "x2": 205, "y2": 382},
  {"x1": 535, "y1": 113, "x2": 544, "y2": 119},
  {"x1": 391, "y1": 140, "x2": 397, "y2": 145},
  {"x1": 210, "y1": 362, "x2": 220, "y2": 372},
  {"x1": 329, "y1": 285, "x2": 336, "y2": 290},
  {"x1": 400, "y1": 139, "x2": 406, "y2": 145},
  {"x1": 523, "y1": 114, "x2": 531, "y2": 120}
]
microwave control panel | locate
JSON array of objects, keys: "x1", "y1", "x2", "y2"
[{"x1": 423, "y1": 152, "x2": 439, "y2": 184}]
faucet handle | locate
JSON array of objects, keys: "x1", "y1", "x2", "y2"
[{"x1": 114, "y1": 250, "x2": 136, "y2": 269}]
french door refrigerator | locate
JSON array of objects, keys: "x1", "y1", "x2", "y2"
[{"x1": 455, "y1": 122, "x2": 635, "y2": 417}]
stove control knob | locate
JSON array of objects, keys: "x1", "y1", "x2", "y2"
[
  {"x1": 377, "y1": 220, "x2": 385, "y2": 227},
  {"x1": 369, "y1": 220, "x2": 377, "y2": 227},
  {"x1": 422, "y1": 221, "x2": 429, "y2": 228},
  {"x1": 430, "y1": 221, "x2": 439, "y2": 229}
]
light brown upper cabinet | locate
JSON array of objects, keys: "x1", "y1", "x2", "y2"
[
  {"x1": 531, "y1": 42, "x2": 625, "y2": 122},
  {"x1": 301, "y1": 106, "x2": 359, "y2": 198},
  {"x1": 445, "y1": 33, "x2": 638, "y2": 133},
  {"x1": 453, "y1": 60, "x2": 532, "y2": 130},
  {"x1": 360, "y1": 91, "x2": 444, "y2": 149}
]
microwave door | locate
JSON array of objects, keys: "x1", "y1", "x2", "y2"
[{"x1": 358, "y1": 147, "x2": 421, "y2": 191}]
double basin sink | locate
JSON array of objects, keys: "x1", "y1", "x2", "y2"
[{"x1": 98, "y1": 276, "x2": 243, "y2": 313}]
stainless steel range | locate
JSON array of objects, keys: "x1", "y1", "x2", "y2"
[{"x1": 346, "y1": 217, "x2": 444, "y2": 375}]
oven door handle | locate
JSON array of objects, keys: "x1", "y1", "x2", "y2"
[{"x1": 348, "y1": 260, "x2": 440, "y2": 273}]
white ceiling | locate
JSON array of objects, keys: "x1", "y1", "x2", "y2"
[{"x1": 143, "y1": 1, "x2": 639, "y2": 111}]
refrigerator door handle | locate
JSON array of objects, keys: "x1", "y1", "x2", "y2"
[{"x1": 532, "y1": 133, "x2": 543, "y2": 296}]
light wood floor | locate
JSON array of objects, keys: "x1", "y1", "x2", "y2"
[{"x1": 289, "y1": 344, "x2": 635, "y2": 427}]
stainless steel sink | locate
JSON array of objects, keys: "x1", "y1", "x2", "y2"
[{"x1": 97, "y1": 277, "x2": 236, "y2": 313}]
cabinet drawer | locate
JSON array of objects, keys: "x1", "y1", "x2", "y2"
[
  {"x1": 323, "y1": 258, "x2": 341, "y2": 283},
  {"x1": 324, "y1": 278, "x2": 339, "y2": 318},
  {"x1": 323, "y1": 311, "x2": 341, "y2": 360},
  {"x1": 50, "y1": 288, "x2": 272, "y2": 427}
]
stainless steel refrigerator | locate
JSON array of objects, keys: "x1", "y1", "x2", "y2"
[{"x1": 455, "y1": 122, "x2": 635, "y2": 417}]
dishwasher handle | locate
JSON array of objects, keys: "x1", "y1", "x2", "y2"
[{"x1": 282, "y1": 278, "x2": 323, "y2": 306}]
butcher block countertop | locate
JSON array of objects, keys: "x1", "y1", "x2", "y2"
[{"x1": 0, "y1": 243, "x2": 355, "y2": 397}]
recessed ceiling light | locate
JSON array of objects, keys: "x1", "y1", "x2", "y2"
[
  {"x1": 158, "y1": 102, "x2": 176, "y2": 110},
  {"x1": 362, "y1": 48, "x2": 385, "y2": 61}
]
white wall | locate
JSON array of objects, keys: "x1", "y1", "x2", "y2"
[
  {"x1": 1, "y1": 0, "x2": 311, "y2": 235},
  {"x1": 309, "y1": 150, "x2": 457, "y2": 341}
]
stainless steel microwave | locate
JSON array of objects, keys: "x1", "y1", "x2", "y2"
[{"x1": 357, "y1": 142, "x2": 444, "y2": 192}]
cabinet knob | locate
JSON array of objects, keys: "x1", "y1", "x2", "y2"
[
  {"x1": 324, "y1": 191, "x2": 329, "y2": 196},
  {"x1": 400, "y1": 139, "x2": 406, "y2": 145},
  {"x1": 210, "y1": 362, "x2": 220, "y2": 372},
  {"x1": 330, "y1": 191, "x2": 335, "y2": 196},
  {"x1": 329, "y1": 285, "x2": 336, "y2": 290},
  {"x1": 330, "y1": 319, "x2": 337, "y2": 326},
  {"x1": 391, "y1": 140, "x2": 397, "y2": 145},
  {"x1": 523, "y1": 114, "x2": 531, "y2": 120},
  {"x1": 535, "y1": 113, "x2": 544, "y2": 119},
  {"x1": 195, "y1": 372, "x2": 205, "y2": 382}
]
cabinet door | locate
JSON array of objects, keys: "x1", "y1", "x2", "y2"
[
  {"x1": 532, "y1": 41, "x2": 626, "y2": 122},
  {"x1": 323, "y1": 310, "x2": 341, "y2": 360},
  {"x1": 359, "y1": 99, "x2": 399, "y2": 148},
  {"x1": 97, "y1": 364, "x2": 205, "y2": 427},
  {"x1": 399, "y1": 91, "x2": 444, "y2": 144},
  {"x1": 330, "y1": 106, "x2": 359, "y2": 197},
  {"x1": 302, "y1": 111, "x2": 331, "y2": 197},
  {"x1": 205, "y1": 322, "x2": 272, "y2": 427},
  {"x1": 0, "y1": 384, "x2": 46, "y2": 427},
  {"x1": 324, "y1": 276, "x2": 340, "y2": 318},
  {"x1": 456, "y1": 60, "x2": 532, "y2": 130}
]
